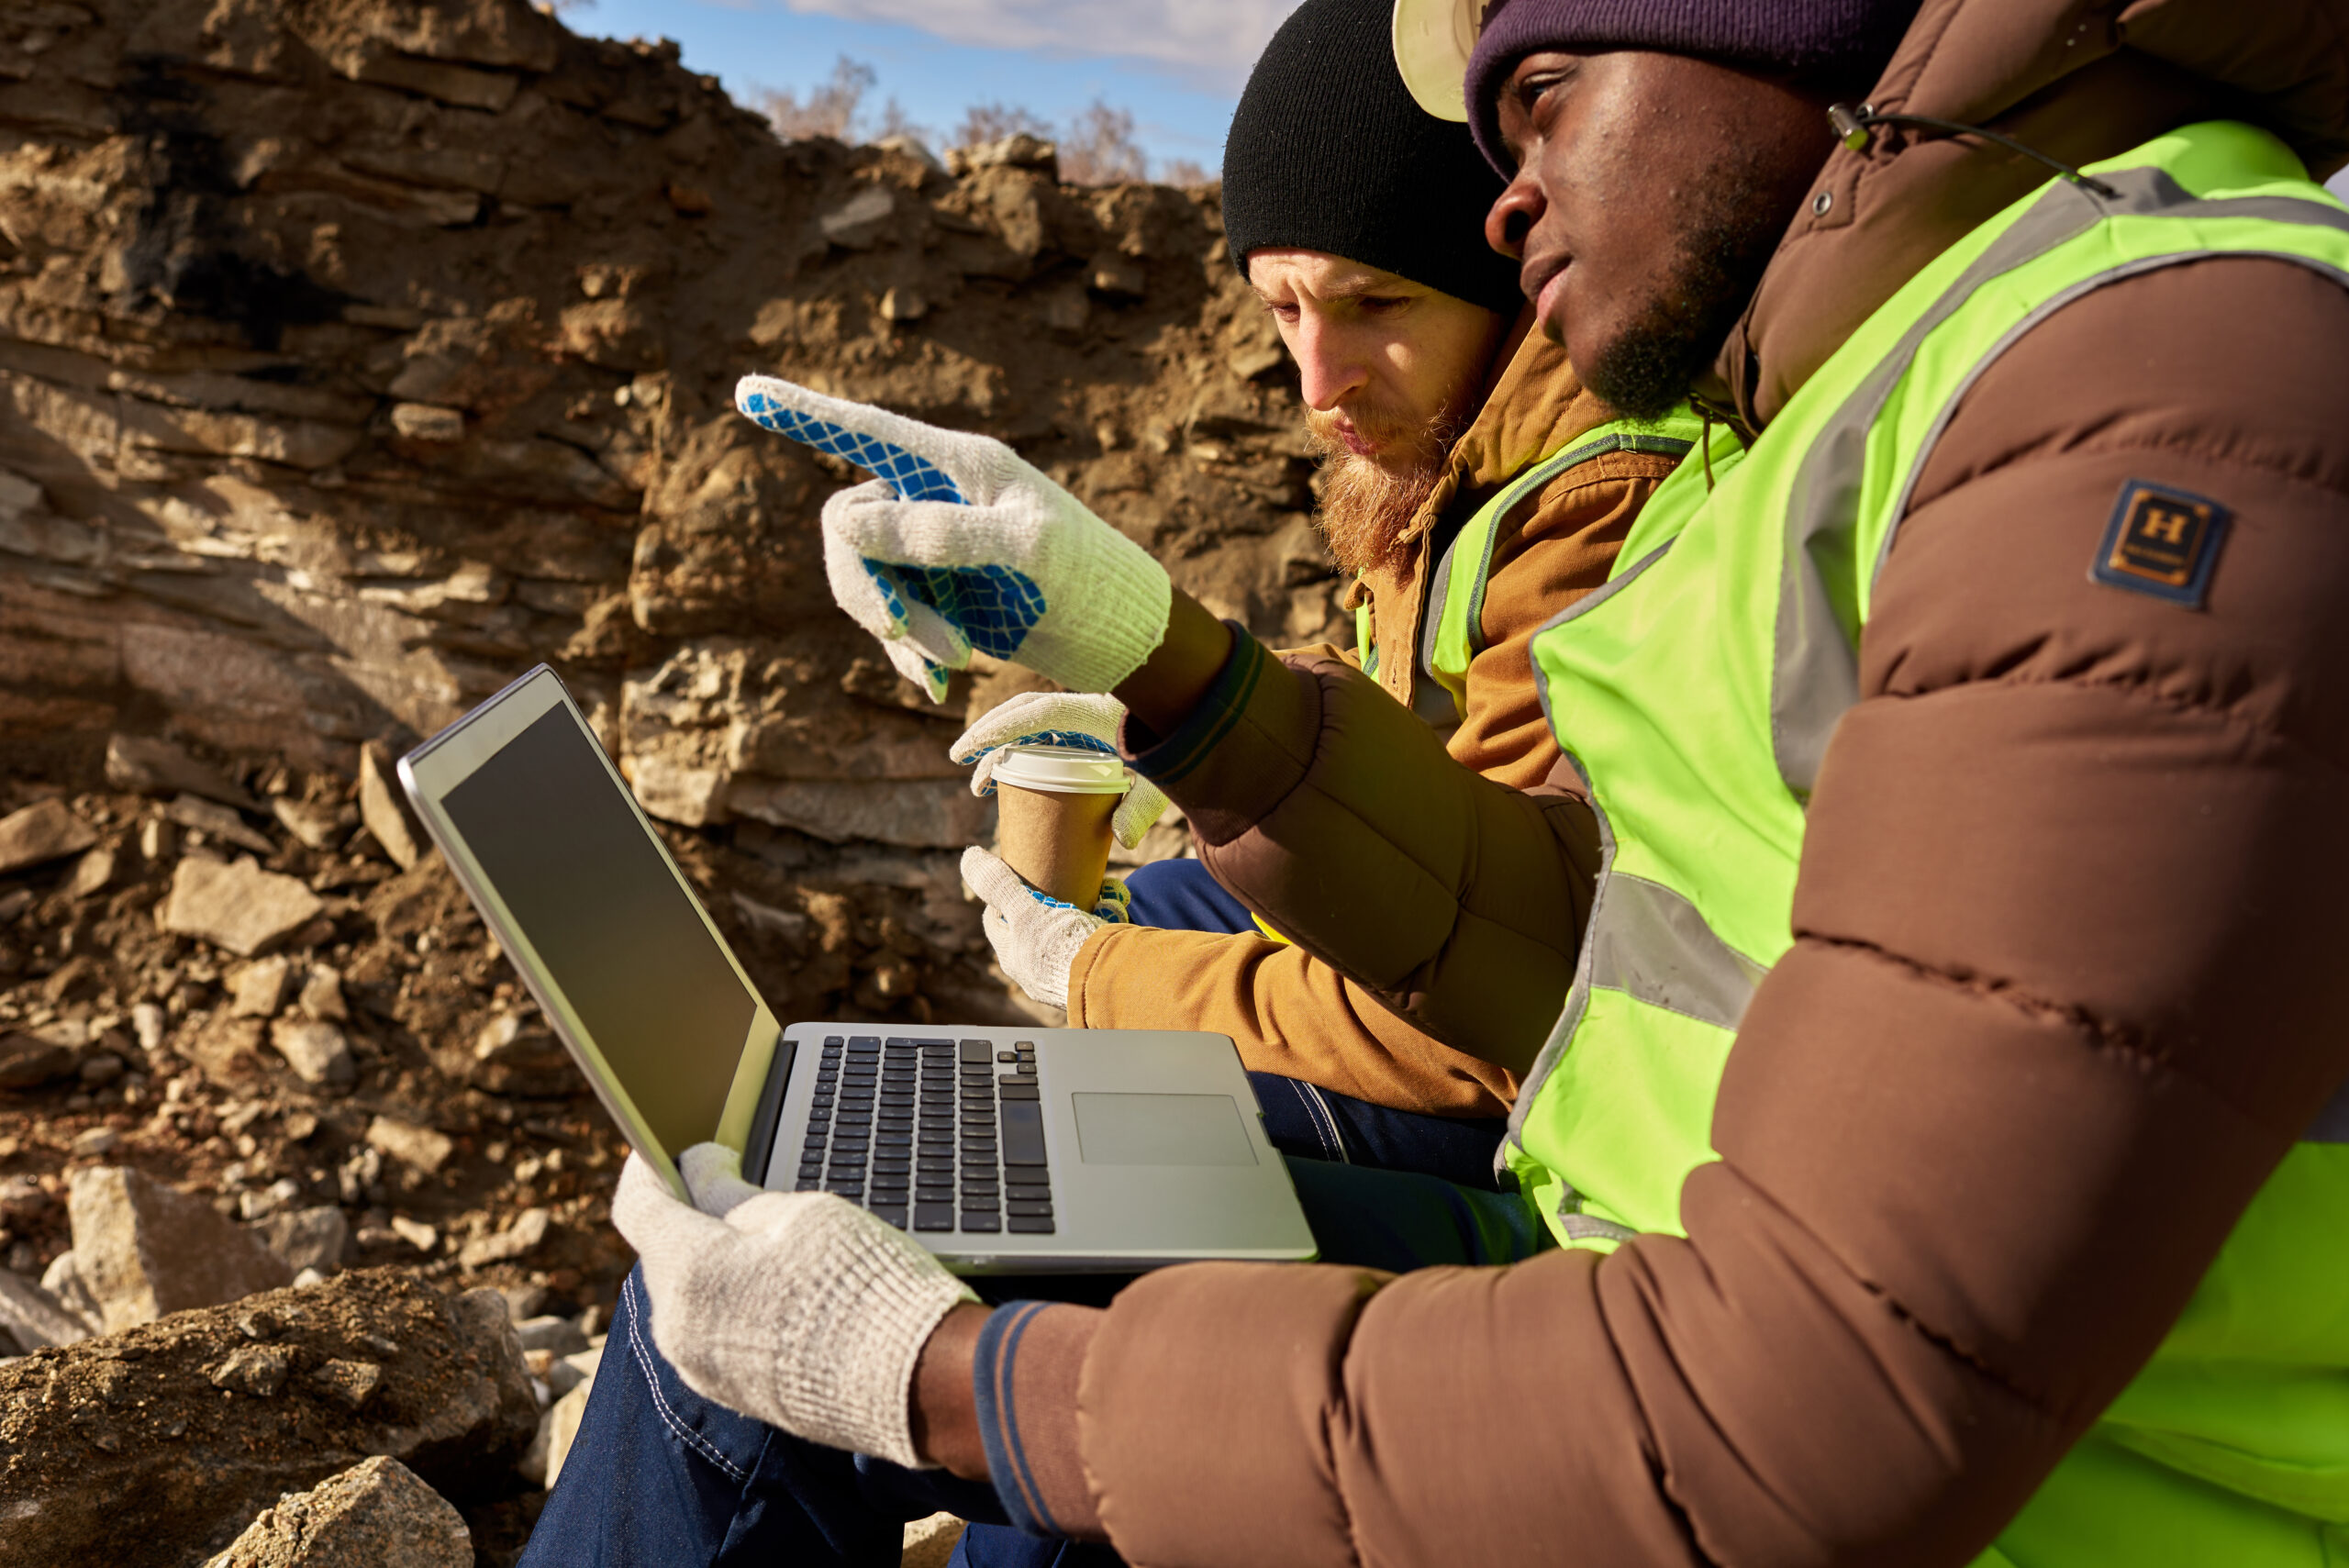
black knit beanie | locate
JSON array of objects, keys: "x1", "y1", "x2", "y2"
[
  {"x1": 1223, "y1": 0, "x2": 1522, "y2": 315},
  {"x1": 1464, "y1": 0, "x2": 1923, "y2": 171}
]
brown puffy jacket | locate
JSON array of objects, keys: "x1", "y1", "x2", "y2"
[
  {"x1": 1065, "y1": 324, "x2": 1676, "y2": 1115},
  {"x1": 990, "y1": 3, "x2": 2349, "y2": 1562}
]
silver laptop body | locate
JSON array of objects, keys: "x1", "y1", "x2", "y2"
[{"x1": 398, "y1": 662, "x2": 1318, "y2": 1273}]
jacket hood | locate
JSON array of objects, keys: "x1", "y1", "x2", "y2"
[{"x1": 1714, "y1": 0, "x2": 2349, "y2": 429}]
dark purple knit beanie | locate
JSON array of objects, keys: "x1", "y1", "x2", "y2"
[{"x1": 1464, "y1": 0, "x2": 1923, "y2": 170}]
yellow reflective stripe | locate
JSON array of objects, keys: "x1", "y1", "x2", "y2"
[
  {"x1": 1251, "y1": 912, "x2": 1290, "y2": 946},
  {"x1": 1352, "y1": 576, "x2": 1375, "y2": 678}
]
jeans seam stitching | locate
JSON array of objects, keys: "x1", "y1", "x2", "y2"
[
  {"x1": 1300, "y1": 1081, "x2": 1349, "y2": 1163},
  {"x1": 625, "y1": 1273, "x2": 750, "y2": 1484}
]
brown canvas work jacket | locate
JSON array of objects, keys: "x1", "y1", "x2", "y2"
[
  {"x1": 1065, "y1": 321, "x2": 1679, "y2": 1116},
  {"x1": 966, "y1": 1, "x2": 2349, "y2": 1562}
]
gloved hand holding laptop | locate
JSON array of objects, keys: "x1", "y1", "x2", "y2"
[
  {"x1": 735, "y1": 375, "x2": 1172, "y2": 703},
  {"x1": 612, "y1": 1143, "x2": 977, "y2": 1467}
]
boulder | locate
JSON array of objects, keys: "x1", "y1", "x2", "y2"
[
  {"x1": 0, "y1": 1272, "x2": 536, "y2": 1565},
  {"x1": 104, "y1": 734, "x2": 256, "y2": 809},
  {"x1": 0, "y1": 1269, "x2": 90, "y2": 1351},
  {"x1": 39, "y1": 1251, "x2": 103, "y2": 1329},
  {"x1": 357, "y1": 744, "x2": 424, "y2": 872},
  {"x1": 297, "y1": 964, "x2": 350, "y2": 1022},
  {"x1": 456, "y1": 1207, "x2": 551, "y2": 1270},
  {"x1": 365, "y1": 1116, "x2": 452, "y2": 1174},
  {"x1": 68, "y1": 1165, "x2": 295, "y2": 1332},
  {"x1": 270, "y1": 1018, "x2": 355, "y2": 1089},
  {"x1": 168, "y1": 793, "x2": 280, "y2": 855},
  {"x1": 161, "y1": 857, "x2": 325, "y2": 957},
  {"x1": 0, "y1": 798, "x2": 97, "y2": 876},
  {"x1": 269, "y1": 797, "x2": 351, "y2": 851},
  {"x1": 231, "y1": 955, "x2": 295, "y2": 1018},
  {"x1": 180, "y1": 1012, "x2": 272, "y2": 1087},
  {"x1": 0, "y1": 1026, "x2": 82, "y2": 1089},
  {"x1": 251, "y1": 1207, "x2": 351, "y2": 1276},
  {"x1": 204, "y1": 1455, "x2": 473, "y2": 1568},
  {"x1": 470, "y1": 1014, "x2": 577, "y2": 1097}
]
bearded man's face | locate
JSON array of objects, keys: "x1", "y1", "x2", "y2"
[{"x1": 1248, "y1": 249, "x2": 1504, "y2": 574}]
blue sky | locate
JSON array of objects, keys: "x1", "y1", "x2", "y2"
[
  {"x1": 561, "y1": 3, "x2": 2349, "y2": 197},
  {"x1": 561, "y1": 0, "x2": 1302, "y2": 177}
]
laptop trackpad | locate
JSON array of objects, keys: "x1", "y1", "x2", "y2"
[{"x1": 1073, "y1": 1093, "x2": 1259, "y2": 1166}]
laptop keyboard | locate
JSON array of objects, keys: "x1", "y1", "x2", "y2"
[{"x1": 794, "y1": 1035, "x2": 1056, "y2": 1236}]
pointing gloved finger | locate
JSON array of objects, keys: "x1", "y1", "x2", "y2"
[
  {"x1": 676, "y1": 1142, "x2": 763, "y2": 1219},
  {"x1": 735, "y1": 374, "x2": 979, "y2": 503}
]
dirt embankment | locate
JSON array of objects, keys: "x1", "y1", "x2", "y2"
[{"x1": 0, "y1": 0, "x2": 1334, "y2": 1559}]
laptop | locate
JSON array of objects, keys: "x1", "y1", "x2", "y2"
[{"x1": 397, "y1": 663, "x2": 1319, "y2": 1273}]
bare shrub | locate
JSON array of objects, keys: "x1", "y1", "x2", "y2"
[
  {"x1": 1057, "y1": 98, "x2": 1148, "y2": 185},
  {"x1": 761, "y1": 56, "x2": 875, "y2": 143},
  {"x1": 953, "y1": 101, "x2": 1056, "y2": 150}
]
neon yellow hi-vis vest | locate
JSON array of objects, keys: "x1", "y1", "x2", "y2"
[
  {"x1": 1516, "y1": 122, "x2": 2349, "y2": 1566},
  {"x1": 1350, "y1": 414, "x2": 1702, "y2": 696}
]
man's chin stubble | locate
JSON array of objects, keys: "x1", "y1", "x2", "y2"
[{"x1": 1581, "y1": 166, "x2": 1794, "y2": 421}]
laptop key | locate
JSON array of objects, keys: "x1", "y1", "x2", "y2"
[
  {"x1": 1000, "y1": 1101, "x2": 1048, "y2": 1166},
  {"x1": 997, "y1": 1084, "x2": 1041, "y2": 1102},
  {"x1": 1007, "y1": 1201, "x2": 1053, "y2": 1218},
  {"x1": 960, "y1": 1040, "x2": 994, "y2": 1064},
  {"x1": 913, "y1": 1204, "x2": 955, "y2": 1231},
  {"x1": 1008, "y1": 1218, "x2": 1055, "y2": 1234},
  {"x1": 959, "y1": 1194, "x2": 1000, "y2": 1212},
  {"x1": 796, "y1": 1179, "x2": 822, "y2": 1191},
  {"x1": 960, "y1": 1212, "x2": 1002, "y2": 1233},
  {"x1": 871, "y1": 1206, "x2": 908, "y2": 1229}
]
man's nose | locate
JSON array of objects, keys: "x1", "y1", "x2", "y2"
[
  {"x1": 1289, "y1": 316, "x2": 1370, "y2": 411},
  {"x1": 1486, "y1": 168, "x2": 1543, "y2": 260}
]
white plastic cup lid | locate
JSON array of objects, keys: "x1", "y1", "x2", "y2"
[{"x1": 989, "y1": 743, "x2": 1130, "y2": 795}]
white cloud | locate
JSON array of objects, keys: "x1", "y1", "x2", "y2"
[{"x1": 777, "y1": 0, "x2": 1305, "y2": 91}]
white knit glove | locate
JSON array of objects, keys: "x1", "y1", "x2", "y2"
[
  {"x1": 735, "y1": 375, "x2": 1173, "y2": 703},
  {"x1": 951, "y1": 692, "x2": 1167, "y2": 850},
  {"x1": 960, "y1": 846, "x2": 1116, "y2": 1010},
  {"x1": 611, "y1": 1144, "x2": 977, "y2": 1467}
]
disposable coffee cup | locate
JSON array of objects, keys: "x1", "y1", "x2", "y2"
[{"x1": 989, "y1": 743, "x2": 1127, "y2": 909}]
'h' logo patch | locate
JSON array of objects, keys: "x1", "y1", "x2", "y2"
[{"x1": 2090, "y1": 480, "x2": 2232, "y2": 608}]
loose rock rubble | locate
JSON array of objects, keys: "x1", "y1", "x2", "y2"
[
  {"x1": 204, "y1": 1455, "x2": 476, "y2": 1568},
  {"x1": 0, "y1": 1270, "x2": 538, "y2": 1565},
  {"x1": 0, "y1": 0, "x2": 1335, "y2": 1557}
]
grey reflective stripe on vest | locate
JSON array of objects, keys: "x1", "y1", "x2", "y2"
[
  {"x1": 1587, "y1": 875, "x2": 1769, "y2": 1030},
  {"x1": 1422, "y1": 430, "x2": 1701, "y2": 685},
  {"x1": 1508, "y1": 538, "x2": 1768, "y2": 1189},
  {"x1": 1771, "y1": 168, "x2": 2349, "y2": 797},
  {"x1": 2309, "y1": 1079, "x2": 2349, "y2": 1145}
]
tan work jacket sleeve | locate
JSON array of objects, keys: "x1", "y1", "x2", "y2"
[{"x1": 1063, "y1": 460, "x2": 1667, "y2": 1110}]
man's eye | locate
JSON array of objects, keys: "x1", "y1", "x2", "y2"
[
  {"x1": 1264, "y1": 303, "x2": 1300, "y2": 323},
  {"x1": 1358, "y1": 296, "x2": 1409, "y2": 316}
]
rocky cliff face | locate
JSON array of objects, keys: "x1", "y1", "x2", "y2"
[
  {"x1": 0, "y1": 10, "x2": 1332, "y2": 1553},
  {"x1": 0, "y1": 0, "x2": 1332, "y2": 1027}
]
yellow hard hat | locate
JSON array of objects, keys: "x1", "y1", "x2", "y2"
[{"x1": 1390, "y1": 0, "x2": 1482, "y2": 123}]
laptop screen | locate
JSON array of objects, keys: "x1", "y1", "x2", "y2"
[{"x1": 440, "y1": 703, "x2": 754, "y2": 1159}]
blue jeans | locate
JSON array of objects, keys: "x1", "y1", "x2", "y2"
[
  {"x1": 1122, "y1": 859, "x2": 1509, "y2": 1192},
  {"x1": 523, "y1": 1158, "x2": 1544, "y2": 1567}
]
